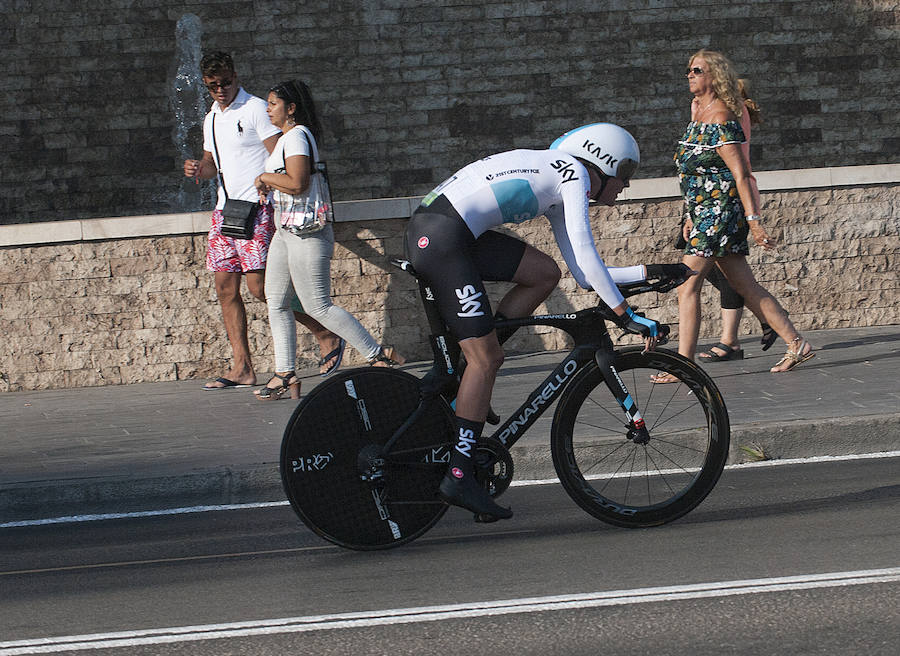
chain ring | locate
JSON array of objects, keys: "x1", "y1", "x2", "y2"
[{"x1": 474, "y1": 437, "x2": 514, "y2": 498}]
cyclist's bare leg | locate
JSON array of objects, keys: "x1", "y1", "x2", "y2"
[
  {"x1": 439, "y1": 331, "x2": 512, "y2": 519},
  {"x1": 495, "y1": 245, "x2": 561, "y2": 321},
  {"x1": 455, "y1": 332, "x2": 504, "y2": 422},
  {"x1": 459, "y1": 246, "x2": 557, "y2": 416}
]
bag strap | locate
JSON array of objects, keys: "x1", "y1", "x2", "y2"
[
  {"x1": 210, "y1": 114, "x2": 230, "y2": 200},
  {"x1": 297, "y1": 126, "x2": 318, "y2": 175},
  {"x1": 279, "y1": 126, "x2": 318, "y2": 178}
]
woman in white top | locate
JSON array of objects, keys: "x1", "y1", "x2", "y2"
[{"x1": 253, "y1": 80, "x2": 402, "y2": 400}]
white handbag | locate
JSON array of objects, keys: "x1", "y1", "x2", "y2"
[{"x1": 279, "y1": 127, "x2": 334, "y2": 235}]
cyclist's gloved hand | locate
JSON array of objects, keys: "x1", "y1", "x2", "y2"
[
  {"x1": 614, "y1": 306, "x2": 660, "y2": 338},
  {"x1": 646, "y1": 263, "x2": 692, "y2": 281}
]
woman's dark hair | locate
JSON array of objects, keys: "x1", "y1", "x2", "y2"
[{"x1": 270, "y1": 80, "x2": 322, "y2": 143}]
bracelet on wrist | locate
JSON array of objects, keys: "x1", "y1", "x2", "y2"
[{"x1": 746, "y1": 214, "x2": 761, "y2": 222}]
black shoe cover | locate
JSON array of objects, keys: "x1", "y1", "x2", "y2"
[{"x1": 439, "y1": 469, "x2": 512, "y2": 520}]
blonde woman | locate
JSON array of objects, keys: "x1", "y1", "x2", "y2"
[
  {"x1": 700, "y1": 78, "x2": 778, "y2": 362},
  {"x1": 653, "y1": 50, "x2": 813, "y2": 382}
]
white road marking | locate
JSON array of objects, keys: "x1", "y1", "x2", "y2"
[
  {"x1": 2, "y1": 450, "x2": 898, "y2": 528},
  {"x1": 1, "y1": 568, "x2": 897, "y2": 654}
]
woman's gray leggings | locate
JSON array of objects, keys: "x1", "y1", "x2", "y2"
[{"x1": 265, "y1": 226, "x2": 381, "y2": 372}]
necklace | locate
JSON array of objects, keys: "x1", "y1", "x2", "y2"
[{"x1": 698, "y1": 97, "x2": 717, "y2": 116}]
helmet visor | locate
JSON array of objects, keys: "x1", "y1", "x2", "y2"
[{"x1": 616, "y1": 158, "x2": 638, "y2": 185}]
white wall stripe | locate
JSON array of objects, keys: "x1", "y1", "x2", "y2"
[
  {"x1": 1, "y1": 163, "x2": 897, "y2": 248},
  {"x1": 0, "y1": 568, "x2": 897, "y2": 654}
]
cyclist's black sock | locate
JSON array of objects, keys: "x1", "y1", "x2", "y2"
[
  {"x1": 440, "y1": 417, "x2": 512, "y2": 519},
  {"x1": 448, "y1": 417, "x2": 484, "y2": 471}
]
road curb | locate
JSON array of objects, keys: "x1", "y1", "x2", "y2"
[{"x1": 3, "y1": 413, "x2": 898, "y2": 523}]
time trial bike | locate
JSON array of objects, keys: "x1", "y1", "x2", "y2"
[{"x1": 280, "y1": 261, "x2": 729, "y2": 550}]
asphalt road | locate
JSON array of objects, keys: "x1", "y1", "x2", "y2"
[{"x1": 1, "y1": 455, "x2": 898, "y2": 655}]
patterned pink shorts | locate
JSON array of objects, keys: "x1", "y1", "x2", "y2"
[{"x1": 206, "y1": 203, "x2": 276, "y2": 273}]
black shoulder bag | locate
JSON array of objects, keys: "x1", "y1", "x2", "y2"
[{"x1": 211, "y1": 114, "x2": 258, "y2": 240}]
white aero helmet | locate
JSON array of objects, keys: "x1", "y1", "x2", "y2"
[{"x1": 550, "y1": 123, "x2": 640, "y2": 182}]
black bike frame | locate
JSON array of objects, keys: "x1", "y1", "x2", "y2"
[{"x1": 402, "y1": 263, "x2": 653, "y2": 453}]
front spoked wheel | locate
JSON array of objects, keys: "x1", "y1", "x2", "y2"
[
  {"x1": 551, "y1": 348, "x2": 730, "y2": 528},
  {"x1": 281, "y1": 368, "x2": 455, "y2": 550}
]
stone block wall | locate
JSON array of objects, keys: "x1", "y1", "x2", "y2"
[
  {"x1": 1, "y1": 181, "x2": 896, "y2": 392},
  {"x1": 2, "y1": 0, "x2": 899, "y2": 225}
]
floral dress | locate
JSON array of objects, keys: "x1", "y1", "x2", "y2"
[{"x1": 674, "y1": 121, "x2": 749, "y2": 257}]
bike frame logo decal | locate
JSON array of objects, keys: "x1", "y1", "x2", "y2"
[
  {"x1": 436, "y1": 335, "x2": 454, "y2": 374},
  {"x1": 536, "y1": 313, "x2": 578, "y2": 320},
  {"x1": 498, "y1": 358, "x2": 578, "y2": 444}
]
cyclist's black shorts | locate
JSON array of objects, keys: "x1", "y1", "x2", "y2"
[{"x1": 404, "y1": 195, "x2": 527, "y2": 341}]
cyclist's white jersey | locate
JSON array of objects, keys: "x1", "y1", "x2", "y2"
[{"x1": 424, "y1": 148, "x2": 641, "y2": 311}]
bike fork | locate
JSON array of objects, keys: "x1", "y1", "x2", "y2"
[{"x1": 594, "y1": 348, "x2": 651, "y2": 444}]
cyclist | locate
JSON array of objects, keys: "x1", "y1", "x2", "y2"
[{"x1": 405, "y1": 123, "x2": 673, "y2": 521}]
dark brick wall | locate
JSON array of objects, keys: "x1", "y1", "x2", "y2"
[{"x1": 1, "y1": 0, "x2": 897, "y2": 225}]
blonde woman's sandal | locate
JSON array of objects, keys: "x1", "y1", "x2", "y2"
[
  {"x1": 369, "y1": 345, "x2": 406, "y2": 367},
  {"x1": 770, "y1": 338, "x2": 815, "y2": 373},
  {"x1": 650, "y1": 371, "x2": 680, "y2": 384},
  {"x1": 254, "y1": 372, "x2": 301, "y2": 401}
]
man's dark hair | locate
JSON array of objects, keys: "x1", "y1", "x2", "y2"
[{"x1": 200, "y1": 51, "x2": 234, "y2": 78}]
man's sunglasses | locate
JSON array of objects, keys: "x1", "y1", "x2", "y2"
[
  {"x1": 205, "y1": 78, "x2": 235, "y2": 91},
  {"x1": 685, "y1": 66, "x2": 705, "y2": 77}
]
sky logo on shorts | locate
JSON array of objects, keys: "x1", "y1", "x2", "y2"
[
  {"x1": 418, "y1": 236, "x2": 429, "y2": 249},
  {"x1": 456, "y1": 285, "x2": 484, "y2": 318}
]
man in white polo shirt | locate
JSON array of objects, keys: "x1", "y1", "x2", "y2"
[{"x1": 184, "y1": 52, "x2": 341, "y2": 389}]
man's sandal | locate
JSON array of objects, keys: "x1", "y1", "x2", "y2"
[
  {"x1": 650, "y1": 372, "x2": 680, "y2": 384},
  {"x1": 254, "y1": 372, "x2": 301, "y2": 401},
  {"x1": 698, "y1": 342, "x2": 744, "y2": 362},
  {"x1": 369, "y1": 346, "x2": 406, "y2": 367},
  {"x1": 770, "y1": 338, "x2": 815, "y2": 373}
]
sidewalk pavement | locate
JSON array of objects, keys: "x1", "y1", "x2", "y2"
[{"x1": 1, "y1": 325, "x2": 898, "y2": 523}]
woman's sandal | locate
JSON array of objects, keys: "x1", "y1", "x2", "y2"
[
  {"x1": 254, "y1": 372, "x2": 301, "y2": 401},
  {"x1": 770, "y1": 338, "x2": 815, "y2": 373},
  {"x1": 760, "y1": 312, "x2": 787, "y2": 351},
  {"x1": 650, "y1": 372, "x2": 680, "y2": 384},
  {"x1": 698, "y1": 342, "x2": 744, "y2": 362},
  {"x1": 318, "y1": 337, "x2": 346, "y2": 377},
  {"x1": 369, "y1": 345, "x2": 406, "y2": 367}
]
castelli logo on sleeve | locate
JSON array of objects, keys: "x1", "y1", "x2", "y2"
[{"x1": 417, "y1": 236, "x2": 429, "y2": 249}]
